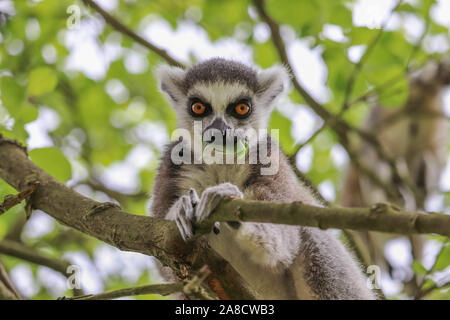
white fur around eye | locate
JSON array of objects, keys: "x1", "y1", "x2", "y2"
[{"x1": 188, "y1": 82, "x2": 253, "y2": 113}]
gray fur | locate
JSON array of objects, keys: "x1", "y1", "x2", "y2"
[
  {"x1": 150, "y1": 58, "x2": 375, "y2": 300},
  {"x1": 184, "y1": 58, "x2": 259, "y2": 92}
]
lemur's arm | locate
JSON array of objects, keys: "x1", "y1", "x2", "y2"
[{"x1": 149, "y1": 142, "x2": 181, "y2": 218}]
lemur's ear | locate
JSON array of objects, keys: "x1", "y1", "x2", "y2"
[
  {"x1": 256, "y1": 65, "x2": 290, "y2": 106},
  {"x1": 156, "y1": 65, "x2": 186, "y2": 103}
]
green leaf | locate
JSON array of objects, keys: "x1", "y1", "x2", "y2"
[
  {"x1": 27, "y1": 67, "x2": 58, "y2": 96},
  {"x1": 254, "y1": 41, "x2": 279, "y2": 68},
  {"x1": 0, "y1": 76, "x2": 26, "y2": 115},
  {"x1": 269, "y1": 110, "x2": 295, "y2": 153},
  {"x1": 347, "y1": 27, "x2": 377, "y2": 45},
  {"x1": 378, "y1": 75, "x2": 409, "y2": 108},
  {"x1": 433, "y1": 244, "x2": 450, "y2": 271},
  {"x1": 15, "y1": 102, "x2": 39, "y2": 124},
  {"x1": 412, "y1": 260, "x2": 428, "y2": 275},
  {"x1": 29, "y1": 147, "x2": 72, "y2": 182}
]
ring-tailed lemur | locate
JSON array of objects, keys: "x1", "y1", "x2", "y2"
[{"x1": 149, "y1": 58, "x2": 375, "y2": 299}]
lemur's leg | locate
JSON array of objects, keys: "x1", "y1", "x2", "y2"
[{"x1": 291, "y1": 227, "x2": 376, "y2": 299}]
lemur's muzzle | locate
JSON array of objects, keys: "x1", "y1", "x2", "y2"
[
  {"x1": 202, "y1": 118, "x2": 247, "y2": 158},
  {"x1": 203, "y1": 118, "x2": 232, "y2": 144}
]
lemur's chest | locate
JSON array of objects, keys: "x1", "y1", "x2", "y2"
[{"x1": 177, "y1": 163, "x2": 251, "y2": 196}]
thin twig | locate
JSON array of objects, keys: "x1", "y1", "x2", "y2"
[
  {"x1": 0, "y1": 239, "x2": 71, "y2": 276},
  {"x1": 0, "y1": 239, "x2": 84, "y2": 296},
  {"x1": 82, "y1": 0, "x2": 185, "y2": 68},
  {"x1": 289, "y1": 123, "x2": 326, "y2": 158},
  {"x1": 0, "y1": 261, "x2": 22, "y2": 300},
  {"x1": 64, "y1": 282, "x2": 184, "y2": 300},
  {"x1": 341, "y1": 0, "x2": 403, "y2": 113},
  {"x1": 64, "y1": 265, "x2": 214, "y2": 300},
  {"x1": 0, "y1": 181, "x2": 39, "y2": 216},
  {"x1": 183, "y1": 265, "x2": 216, "y2": 300},
  {"x1": 0, "y1": 279, "x2": 18, "y2": 300},
  {"x1": 288, "y1": 157, "x2": 329, "y2": 206},
  {"x1": 414, "y1": 241, "x2": 449, "y2": 299},
  {"x1": 252, "y1": 0, "x2": 407, "y2": 202},
  {"x1": 415, "y1": 282, "x2": 450, "y2": 299}
]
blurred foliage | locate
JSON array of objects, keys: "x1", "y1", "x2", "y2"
[{"x1": 0, "y1": 0, "x2": 449, "y2": 300}]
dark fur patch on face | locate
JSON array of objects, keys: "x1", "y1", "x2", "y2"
[{"x1": 184, "y1": 58, "x2": 258, "y2": 92}]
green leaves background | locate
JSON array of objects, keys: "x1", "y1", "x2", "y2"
[{"x1": 0, "y1": 0, "x2": 448, "y2": 299}]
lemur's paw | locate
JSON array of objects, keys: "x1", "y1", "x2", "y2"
[
  {"x1": 195, "y1": 183, "x2": 243, "y2": 222},
  {"x1": 166, "y1": 188, "x2": 199, "y2": 241}
]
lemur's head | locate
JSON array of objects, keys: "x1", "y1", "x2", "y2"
[{"x1": 156, "y1": 58, "x2": 289, "y2": 143}]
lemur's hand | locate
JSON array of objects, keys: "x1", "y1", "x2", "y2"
[
  {"x1": 166, "y1": 189, "x2": 199, "y2": 241},
  {"x1": 195, "y1": 183, "x2": 243, "y2": 223},
  {"x1": 167, "y1": 183, "x2": 243, "y2": 241}
]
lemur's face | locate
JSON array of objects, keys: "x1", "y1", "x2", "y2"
[{"x1": 157, "y1": 58, "x2": 289, "y2": 143}]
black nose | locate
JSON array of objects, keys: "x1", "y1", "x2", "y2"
[{"x1": 203, "y1": 118, "x2": 230, "y2": 143}]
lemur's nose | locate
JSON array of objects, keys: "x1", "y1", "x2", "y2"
[{"x1": 203, "y1": 118, "x2": 230, "y2": 143}]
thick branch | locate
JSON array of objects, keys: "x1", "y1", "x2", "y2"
[
  {"x1": 82, "y1": 0, "x2": 185, "y2": 68},
  {"x1": 1, "y1": 134, "x2": 448, "y2": 236},
  {"x1": 1, "y1": 134, "x2": 449, "y2": 299},
  {"x1": 209, "y1": 201, "x2": 450, "y2": 237},
  {"x1": 0, "y1": 134, "x2": 254, "y2": 300}
]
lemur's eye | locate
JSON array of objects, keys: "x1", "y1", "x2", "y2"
[
  {"x1": 192, "y1": 102, "x2": 206, "y2": 114},
  {"x1": 228, "y1": 100, "x2": 252, "y2": 119},
  {"x1": 235, "y1": 103, "x2": 250, "y2": 116},
  {"x1": 191, "y1": 102, "x2": 207, "y2": 116}
]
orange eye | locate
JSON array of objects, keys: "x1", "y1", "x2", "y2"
[
  {"x1": 235, "y1": 103, "x2": 250, "y2": 116},
  {"x1": 191, "y1": 102, "x2": 206, "y2": 115}
]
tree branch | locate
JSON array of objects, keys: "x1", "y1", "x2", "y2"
[
  {"x1": 0, "y1": 239, "x2": 70, "y2": 276},
  {"x1": 341, "y1": 0, "x2": 402, "y2": 113},
  {"x1": 251, "y1": 0, "x2": 410, "y2": 203},
  {"x1": 82, "y1": 0, "x2": 185, "y2": 68},
  {"x1": 65, "y1": 265, "x2": 214, "y2": 300},
  {"x1": 0, "y1": 238, "x2": 85, "y2": 296},
  {"x1": 252, "y1": 0, "x2": 334, "y2": 122},
  {"x1": 65, "y1": 282, "x2": 184, "y2": 300},
  {"x1": 1, "y1": 134, "x2": 449, "y2": 299},
  {"x1": 0, "y1": 260, "x2": 22, "y2": 300},
  {"x1": 0, "y1": 180, "x2": 39, "y2": 216},
  {"x1": 0, "y1": 134, "x2": 254, "y2": 300},
  {"x1": 211, "y1": 201, "x2": 449, "y2": 237},
  {"x1": 0, "y1": 278, "x2": 18, "y2": 300},
  {"x1": 1, "y1": 134, "x2": 448, "y2": 235}
]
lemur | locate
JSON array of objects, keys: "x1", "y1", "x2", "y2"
[{"x1": 149, "y1": 58, "x2": 375, "y2": 299}]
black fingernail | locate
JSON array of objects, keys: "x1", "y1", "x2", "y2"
[{"x1": 213, "y1": 226, "x2": 220, "y2": 235}]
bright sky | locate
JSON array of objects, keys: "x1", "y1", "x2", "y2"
[{"x1": 2, "y1": 0, "x2": 450, "y2": 298}]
